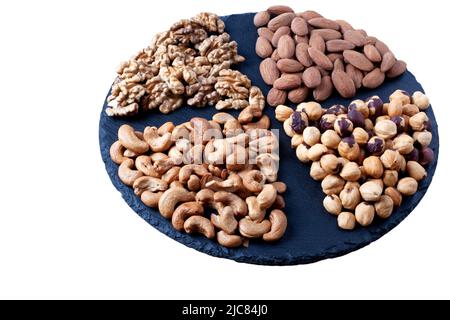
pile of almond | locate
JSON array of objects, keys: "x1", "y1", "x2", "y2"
[{"x1": 254, "y1": 5, "x2": 407, "y2": 106}]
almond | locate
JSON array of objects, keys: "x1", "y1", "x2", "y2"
[
  {"x1": 313, "y1": 76, "x2": 333, "y2": 101},
  {"x1": 327, "y1": 53, "x2": 344, "y2": 63},
  {"x1": 309, "y1": 33, "x2": 325, "y2": 52},
  {"x1": 254, "y1": 11, "x2": 270, "y2": 27},
  {"x1": 259, "y1": 58, "x2": 280, "y2": 85},
  {"x1": 308, "y1": 17, "x2": 340, "y2": 30},
  {"x1": 308, "y1": 47, "x2": 333, "y2": 70},
  {"x1": 294, "y1": 35, "x2": 309, "y2": 44},
  {"x1": 332, "y1": 69, "x2": 356, "y2": 98},
  {"x1": 335, "y1": 20, "x2": 354, "y2": 33},
  {"x1": 363, "y1": 44, "x2": 382, "y2": 62},
  {"x1": 278, "y1": 35, "x2": 295, "y2": 58},
  {"x1": 271, "y1": 26, "x2": 291, "y2": 47},
  {"x1": 386, "y1": 60, "x2": 407, "y2": 78},
  {"x1": 291, "y1": 17, "x2": 308, "y2": 36},
  {"x1": 274, "y1": 73, "x2": 302, "y2": 90},
  {"x1": 277, "y1": 58, "x2": 304, "y2": 73},
  {"x1": 334, "y1": 58, "x2": 345, "y2": 72},
  {"x1": 298, "y1": 10, "x2": 323, "y2": 21},
  {"x1": 343, "y1": 50, "x2": 374, "y2": 71},
  {"x1": 295, "y1": 43, "x2": 313, "y2": 67},
  {"x1": 268, "y1": 12, "x2": 295, "y2": 31},
  {"x1": 343, "y1": 30, "x2": 367, "y2": 47},
  {"x1": 362, "y1": 68, "x2": 385, "y2": 89},
  {"x1": 267, "y1": 88, "x2": 287, "y2": 106},
  {"x1": 380, "y1": 51, "x2": 396, "y2": 72},
  {"x1": 267, "y1": 5, "x2": 294, "y2": 15},
  {"x1": 271, "y1": 49, "x2": 281, "y2": 62},
  {"x1": 375, "y1": 40, "x2": 390, "y2": 56},
  {"x1": 326, "y1": 39, "x2": 355, "y2": 52},
  {"x1": 346, "y1": 64, "x2": 363, "y2": 89},
  {"x1": 258, "y1": 27, "x2": 274, "y2": 42},
  {"x1": 288, "y1": 86, "x2": 309, "y2": 104},
  {"x1": 302, "y1": 66, "x2": 322, "y2": 88},
  {"x1": 310, "y1": 29, "x2": 342, "y2": 41},
  {"x1": 255, "y1": 36, "x2": 273, "y2": 58}
]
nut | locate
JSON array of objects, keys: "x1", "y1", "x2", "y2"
[
  {"x1": 383, "y1": 170, "x2": 398, "y2": 187},
  {"x1": 291, "y1": 111, "x2": 309, "y2": 134},
  {"x1": 118, "y1": 159, "x2": 144, "y2": 187},
  {"x1": 275, "y1": 105, "x2": 294, "y2": 122},
  {"x1": 409, "y1": 112, "x2": 429, "y2": 131},
  {"x1": 298, "y1": 102, "x2": 324, "y2": 121},
  {"x1": 406, "y1": 161, "x2": 427, "y2": 181},
  {"x1": 366, "y1": 136, "x2": 385, "y2": 156},
  {"x1": 239, "y1": 217, "x2": 271, "y2": 239},
  {"x1": 321, "y1": 174, "x2": 345, "y2": 195},
  {"x1": 323, "y1": 194, "x2": 342, "y2": 215},
  {"x1": 374, "y1": 195, "x2": 394, "y2": 219},
  {"x1": 158, "y1": 187, "x2": 196, "y2": 219},
  {"x1": 380, "y1": 149, "x2": 403, "y2": 170},
  {"x1": 172, "y1": 202, "x2": 204, "y2": 231},
  {"x1": 303, "y1": 126, "x2": 321, "y2": 146},
  {"x1": 308, "y1": 143, "x2": 329, "y2": 161},
  {"x1": 340, "y1": 182, "x2": 361, "y2": 210},
  {"x1": 184, "y1": 216, "x2": 215, "y2": 239},
  {"x1": 141, "y1": 191, "x2": 163, "y2": 208},
  {"x1": 257, "y1": 184, "x2": 278, "y2": 209},
  {"x1": 321, "y1": 129, "x2": 341, "y2": 149},
  {"x1": 360, "y1": 180, "x2": 383, "y2": 201},
  {"x1": 118, "y1": 124, "x2": 150, "y2": 154},
  {"x1": 310, "y1": 161, "x2": 328, "y2": 181},
  {"x1": 338, "y1": 136, "x2": 360, "y2": 161},
  {"x1": 320, "y1": 154, "x2": 341, "y2": 174},
  {"x1": 217, "y1": 231, "x2": 242, "y2": 248},
  {"x1": 296, "y1": 144, "x2": 310, "y2": 163},
  {"x1": 352, "y1": 127, "x2": 369, "y2": 145},
  {"x1": 337, "y1": 212, "x2": 356, "y2": 230},
  {"x1": 211, "y1": 206, "x2": 238, "y2": 234},
  {"x1": 263, "y1": 209, "x2": 287, "y2": 241},
  {"x1": 412, "y1": 91, "x2": 430, "y2": 110},
  {"x1": 334, "y1": 117, "x2": 354, "y2": 137},
  {"x1": 384, "y1": 187, "x2": 402, "y2": 207},
  {"x1": 355, "y1": 202, "x2": 375, "y2": 226},
  {"x1": 397, "y1": 177, "x2": 418, "y2": 196},
  {"x1": 374, "y1": 119, "x2": 397, "y2": 139},
  {"x1": 392, "y1": 134, "x2": 414, "y2": 154},
  {"x1": 362, "y1": 156, "x2": 384, "y2": 178},
  {"x1": 340, "y1": 161, "x2": 361, "y2": 182},
  {"x1": 413, "y1": 131, "x2": 432, "y2": 148}
]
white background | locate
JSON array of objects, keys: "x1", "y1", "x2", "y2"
[{"x1": 0, "y1": 0, "x2": 449, "y2": 299}]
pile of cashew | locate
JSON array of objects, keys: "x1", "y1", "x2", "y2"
[{"x1": 110, "y1": 111, "x2": 288, "y2": 247}]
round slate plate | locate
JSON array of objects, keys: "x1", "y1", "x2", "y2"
[{"x1": 99, "y1": 13, "x2": 439, "y2": 265}]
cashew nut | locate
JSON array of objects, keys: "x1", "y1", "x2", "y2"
[
  {"x1": 195, "y1": 188, "x2": 215, "y2": 206},
  {"x1": 171, "y1": 202, "x2": 204, "y2": 231},
  {"x1": 168, "y1": 146, "x2": 183, "y2": 165},
  {"x1": 212, "y1": 112, "x2": 236, "y2": 124},
  {"x1": 211, "y1": 206, "x2": 238, "y2": 235},
  {"x1": 213, "y1": 191, "x2": 248, "y2": 217},
  {"x1": 256, "y1": 184, "x2": 278, "y2": 209},
  {"x1": 150, "y1": 152, "x2": 169, "y2": 162},
  {"x1": 179, "y1": 164, "x2": 209, "y2": 183},
  {"x1": 118, "y1": 124, "x2": 149, "y2": 154},
  {"x1": 223, "y1": 119, "x2": 243, "y2": 137},
  {"x1": 158, "y1": 187, "x2": 196, "y2": 219},
  {"x1": 204, "y1": 139, "x2": 227, "y2": 165},
  {"x1": 272, "y1": 195, "x2": 286, "y2": 210},
  {"x1": 238, "y1": 217, "x2": 271, "y2": 239},
  {"x1": 205, "y1": 173, "x2": 243, "y2": 192},
  {"x1": 271, "y1": 181, "x2": 287, "y2": 194},
  {"x1": 153, "y1": 158, "x2": 175, "y2": 175},
  {"x1": 263, "y1": 209, "x2": 287, "y2": 242},
  {"x1": 243, "y1": 115, "x2": 270, "y2": 132},
  {"x1": 161, "y1": 166, "x2": 180, "y2": 184},
  {"x1": 157, "y1": 122, "x2": 175, "y2": 135},
  {"x1": 141, "y1": 191, "x2": 163, "y2": 208},
  {"x1": 217, "y1": 231, "x2": 243, "y2": 248},
  {"x1": 183, "y1": 144, "x2": 204, "y2": 164},
  {"x1": 225, "y1": 145, "x2": 248, "y2": 171},
  {"x1": 123, "y1": 149, "x2": 139, "y2": 158},
  {"x1": 172, "y1": 125, "x2": 190, "y2": 141},
  {"x1": 110, "y1": 141, "x2": 128, "y2": 165},
  {"x1": 246, "y1": 196, "x2": 266, "y2": 222},
  {"x1": 184, "y1": 216, "x2": 215, "y2": 239},
  {"x1": 241, "y1": 170, "x2": 265, "y2": 193},
  {"x1": 238, "y1": 105, "x2": 262, "y2": 124},
  {"x1": 143, "y1": 126, "x2": 172, "y2": 152},
  {"x1": 190, "y1": 117, "x2": 210, "y2": 144},
  {"x1": 256, "y1": 153, "x2": 279, "y2": 182},
  {"x1": 133, "y1": 176, "x2": 168, "y2": 196},
  {"x1": 187, "y1": 175, "x2": 201, "y2": 191},
  {"x1": 249, "y1": 134, "x2": 279, "y2": 154},
  {"x1": 135, "y1": 155, "x2": 160, "y2": 177},
  {"x1": 170, "y1": 181, "x2": 184, "y2": 188},
  {"x1": 118, "y1": 159, "x2": 143, "y2": 186},
  {"x1": 208, "y1": 164, "x2": 228, "y2": 179}
]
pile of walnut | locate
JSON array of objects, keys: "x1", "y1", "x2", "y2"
[
  {"x1": 109, "y1": 111, "x2": 287, "y2": 248},
  {"x1": 275, "y1": 89, "x2": 433, "y2": 230},
  {"x1": 106, "y1": 12, "x2": 255, "y2": 116}
]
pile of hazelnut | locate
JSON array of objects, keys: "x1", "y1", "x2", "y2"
[{"x1": 275, "y1": 89, "x2": 434, "y2": 230}]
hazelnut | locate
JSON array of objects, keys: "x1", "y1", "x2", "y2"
[
  {"x1": 385, "y1": 139, "x2": 394, "y2": 150},
  {"x1": 366, "y1": 136, "x2": 385, "y2": 155},
  {"x1": 413, "y1": 131, "x2": 432, "y2": 148},
  {"x1": 398, "y1": 153, "x2": 406, "y2": 171},
  {"x1": 308, "y1": 143, "x2": 329, "y2": 161},
  {"x1": 382, "y1": 103, "x2": 389, "y2": 115},
  {"x1": 380, "y1": 149, "x2": 403, "y2": 170},
  {"x1": 340, "y1": 161, "x2": 361, "y2": 182},
  {"x1": 363, "y1": 156, "x2": 384, "y2": 178},
  {"x1": 419, "y1": 147, "x2": 434, "y2": 166},
  {"x1": 405, "y1": 148, "x2": 420, "y2": 162},
  {"x1": 321, "y1": 175, "x2": 345, "y2": 195},
  {"x1": 412, "y1": 91, "x2": 430, "y2": 110},
  {"x1": 389, "y1": 89, "x2": 410, "y2": 105},
  {"x1": 406, "y1": 161, "x2": 427, "y2": 181},
  {"x1": 374, "y1": 119, "x2": 397, "y2": 139},
  {"x1": 275, "y1": 105, "x2": 294, "y2": 122},
  {"x1": 409, "y1": 112, "x2": 429, "y2": 131},
  {"x1": 349, "y1": 100, "x2": 369, "y2": 118},
  {"x1": 338, "y1": 136, "x2": 360, "y2": 161},
  {"x1": 384, "y1": 187, "x2": 402, "y2": 207},
  {"x1": 383, "y1": 170, "x2": 398, "y2": 187},
  {"x1": 402, "y1": 104, "x2": 420, "y2": 117},
  {"x1": 337, "y1": 212, "x2": 356, "y2": 230},
  {"x1": 375, "y1": 195, "x2": 394, "y2": 219},
  {"x1": 319, "y1": 114, "x2": 337, "y2": 132},
  {"x1": 353, "y1": 127, "x2": 369, "y2": 145},
  {"x1": 391, "y1": 116, "x2": 407, "y2": 133},
  {"x1": 291, "y1": 134, "x2": 304, "y2": 148},
  {"x1": 296, "y1": 144, "x2": 310, "y2": 163},
  {"x1": 397, "y1": 177, "x2": 418, "y2": 196},
  {"x1": 387, "y1": 99, "x2": 403, "y2": 117},
  {"x1": 348, "y1": 109, "x2": 365, "y2": 128},
  {"x1": 326, "y1": 104, "x2": 347, "y2": 116},
  {"x1": 366, "y1": 96, "x2": 384, "y2": 117},
  {"x1": 364, "y1": 118, "x2": 374, "y2": 130},
  {"x1": 334, "y1": 117, "x2": 354, "y2": 137},
  {"x1": 303, "y1": 126, "x2": 321, "y2": 146},
  {"x1": 355, "y1": 202, "x2": 375, "y2": 227},
  {"x1": 321, "y1": 130, "x2": 341, "y2": 149},
  {"x1": 360, "y1": 180, "x2": 383, "y2": 201},
  {"x1": 298, "y1": 102, "x2": 323, "y2": 121},
  {"x1": 339, "y1": 182, "x2": 361, "y2": 210},
  {"x1": 323, "y1": 195, "x2": 342, "y2": 215},
  {"x1": 310, "y1": 161, "x2": 328, "y2": 181},
  {"x1": 392, "y1": 134, "x2": 414, "y2": 154},
  {"x1": 375, "y1": 115, "x2": 391, "y2": 123},
  {"x1": 320, "y1": 154, "x2": 341, "y2": 174},
  {"x1": 291, "y1": 111, "x2": 309, "y2": 134}
]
